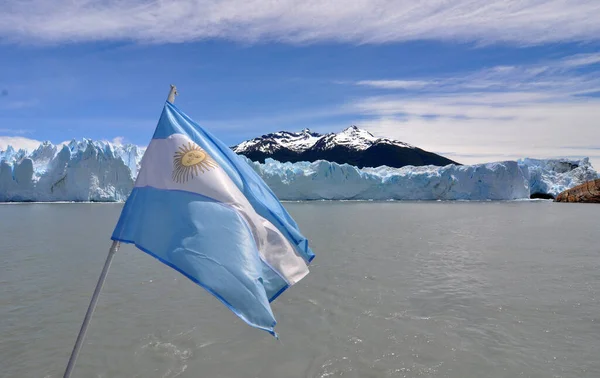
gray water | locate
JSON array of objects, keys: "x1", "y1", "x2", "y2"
[{"x1": 1, "y1": 202, "x2": 599, "y2": 378}]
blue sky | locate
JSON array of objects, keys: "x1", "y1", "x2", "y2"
[{"x1": 1, "y1": 0, "x2": 599, "y2": 167}]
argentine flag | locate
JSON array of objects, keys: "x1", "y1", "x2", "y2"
[{"x1": 111, "y1": 101, "x2": 315, "y2": 336}]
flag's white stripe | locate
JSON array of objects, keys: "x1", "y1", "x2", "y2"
[{"x1": 134, "y1": 133, "x2": 309, "y2": 285}]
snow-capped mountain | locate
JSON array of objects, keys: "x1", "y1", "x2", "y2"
[
  {"x1": 232, "y1": 126, "x2": 457, "y2": 168},
  {"x1": 233, "y1": 129, "x2": 323, "y2": 153}
]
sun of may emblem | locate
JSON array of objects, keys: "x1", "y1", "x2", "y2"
[{"x1": 172, "y1": 142, "x2": 218, "y2": 183}]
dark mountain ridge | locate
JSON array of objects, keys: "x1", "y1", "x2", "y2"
[{"x1": 232, "y1": 126, "x2": 458, "y2": 168}]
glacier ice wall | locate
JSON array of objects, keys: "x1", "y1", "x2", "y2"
[
  {"x1": 0, "y1": 140, "x2": 144, "y2": 202},
  {"x1": 248, "y1": 159, "x2": 528, "y2": 200},
  {"x1": 0, "y1": 139, "x2": 597, "y2": 201},
  {"x1": 517, "y1": 158, "x2": 598, "y2": 198},
  {"x1": 245, "y1": 157, "x2": 596, "y2": 201}
]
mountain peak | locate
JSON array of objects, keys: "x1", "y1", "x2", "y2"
[
  {"x1": 231, "y1": 125, "x2": 456, "y2": 168},
  {"x1": 339, "y1": 125, "x2": 376, "y2": 139},
  {"x1": 233, "y1": 125, "x2": 404, "y2": 154},
  {"x1": 327, "y1": 125, "x2": 378, "y2": 150},
  {"x1": 234, "y1": 128, "x2": 322, "y2": 154}
]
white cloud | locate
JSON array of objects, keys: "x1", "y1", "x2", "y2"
[
  {"x1": 353, "y1": 53, "x2": 600, "y2": 95},
  {"x1": 0, "y1": 136, "x2": 42, "y2": 152},
  {"x1": 111, "y1": 136, "x2": 125, "y2": 146},
  {"x1": 0, "y1": 136, "x2": 143, "y2": 154},
  {"x1": 349, "y1": 93, "x2": 600, "y2": 168},
  {"x1": 0, "y1": 128, "x2": 29, "y2": 135},
  {"x1": 355, "y1": 80, "x2": 431, "y2": 89},
  {"x1": 559, "y1": 53, "x2": 600, "y2": 68},
  {"x1": 0, "y1": 1, "x2": 599, "y2": 45},
  {"x1": 56, "y1": 140, "x2": 72, "y2": 149},
  {"x1": 344, "y1": 53, "x2": 600, "y2": 168},
  {"x1": 354, "y1": 97, "x2": 600, "y2": 168}
]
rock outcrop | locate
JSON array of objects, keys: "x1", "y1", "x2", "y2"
[{"x1": 555, "y1": 179, "x2": 600, "y2": 203}]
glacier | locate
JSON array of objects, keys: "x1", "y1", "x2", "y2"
[
  {"x1": 0, "y1": 139, "x2": 597, "y2": 202},
  {"x1": 246, "y1": 157, "x2": 598, "y2": 201},
  {"x1": 0, "y1": 139, "x2": 144, "y2": 202}
]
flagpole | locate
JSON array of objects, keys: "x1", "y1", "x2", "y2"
[
  {"x1": 168, "y1": 84, "x2": 178, "y2": 103},
  {"x1": 62, "y1": 240, "x2": 120, "y2": 378},
  {"x1": 62, "y1": 85, "x2": 178, "y2": 378}
]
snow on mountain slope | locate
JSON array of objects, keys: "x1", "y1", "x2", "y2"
[
  {"x1": 319, "y1": 125, "x2": 379, "y2": 150},
  {"x1": 0, "y1": 139, "x2": 596, "y2": 202},
  {"x1": 232, "y1": 125, "x2": 449, "y2": 168},
  {"x1": 233, "y1": 129, "x2": 322, "y2": 153},
  {"x1": 233, "y1": 126, "x2": 411, "y2": 154}
]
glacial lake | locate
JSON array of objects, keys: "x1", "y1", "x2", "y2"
[{"x1": 1, "y1": 201, "x2": 599, "y2": 378}]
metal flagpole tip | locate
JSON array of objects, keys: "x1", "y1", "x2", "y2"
[{"x1": 167, "y1": 85, "x2": 178, "y2": 103}]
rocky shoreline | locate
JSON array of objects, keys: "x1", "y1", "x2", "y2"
[{"x1": 555, "y1": 179, "x2": 600, "y2": 203}]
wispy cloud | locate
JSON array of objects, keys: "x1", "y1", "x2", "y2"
[
  {"x1": 111, "y1": 136, "x2": 125, "y2": 146},
  {"x1": 560, "y1": 53, "x2": 600, "y2": 68},
  {"x1": 352, "y1": 53, "x2": 600, "y2": 96},
  {"x1": 355, "y1": 80, "x2": 431, "y2": 90},
  {"x1": 0, "y1": 128, "x2": 30, "y2": 135},
  {"x1": 0, "y1": 1, "x2": 599, "y2": 45},
  {"x1": 340, "y1": 53, "x2": 600, "y2": 168},
  {"x1": 356, "y1": 105, "x2": 600, "y2": 167},
  {"x1": 0, "y1": 136, "x2": 42, "y2": 152}
]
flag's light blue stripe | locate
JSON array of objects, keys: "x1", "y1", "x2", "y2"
[
  {"x1": 114, "y1": 237, "x2": 278, "y2": 337},
  {"x1": 128, "y1": 185, "x2": 292, "y2": 291},
  {"x1": 111, "y1": 186, "x2": 291, "y2": 335},
  {"x1": 119, "y1": 186, "x2": 291, "y2": 301},
  {"x1": 152, "y1": 102, "x2": 315, "y2": 264}
]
